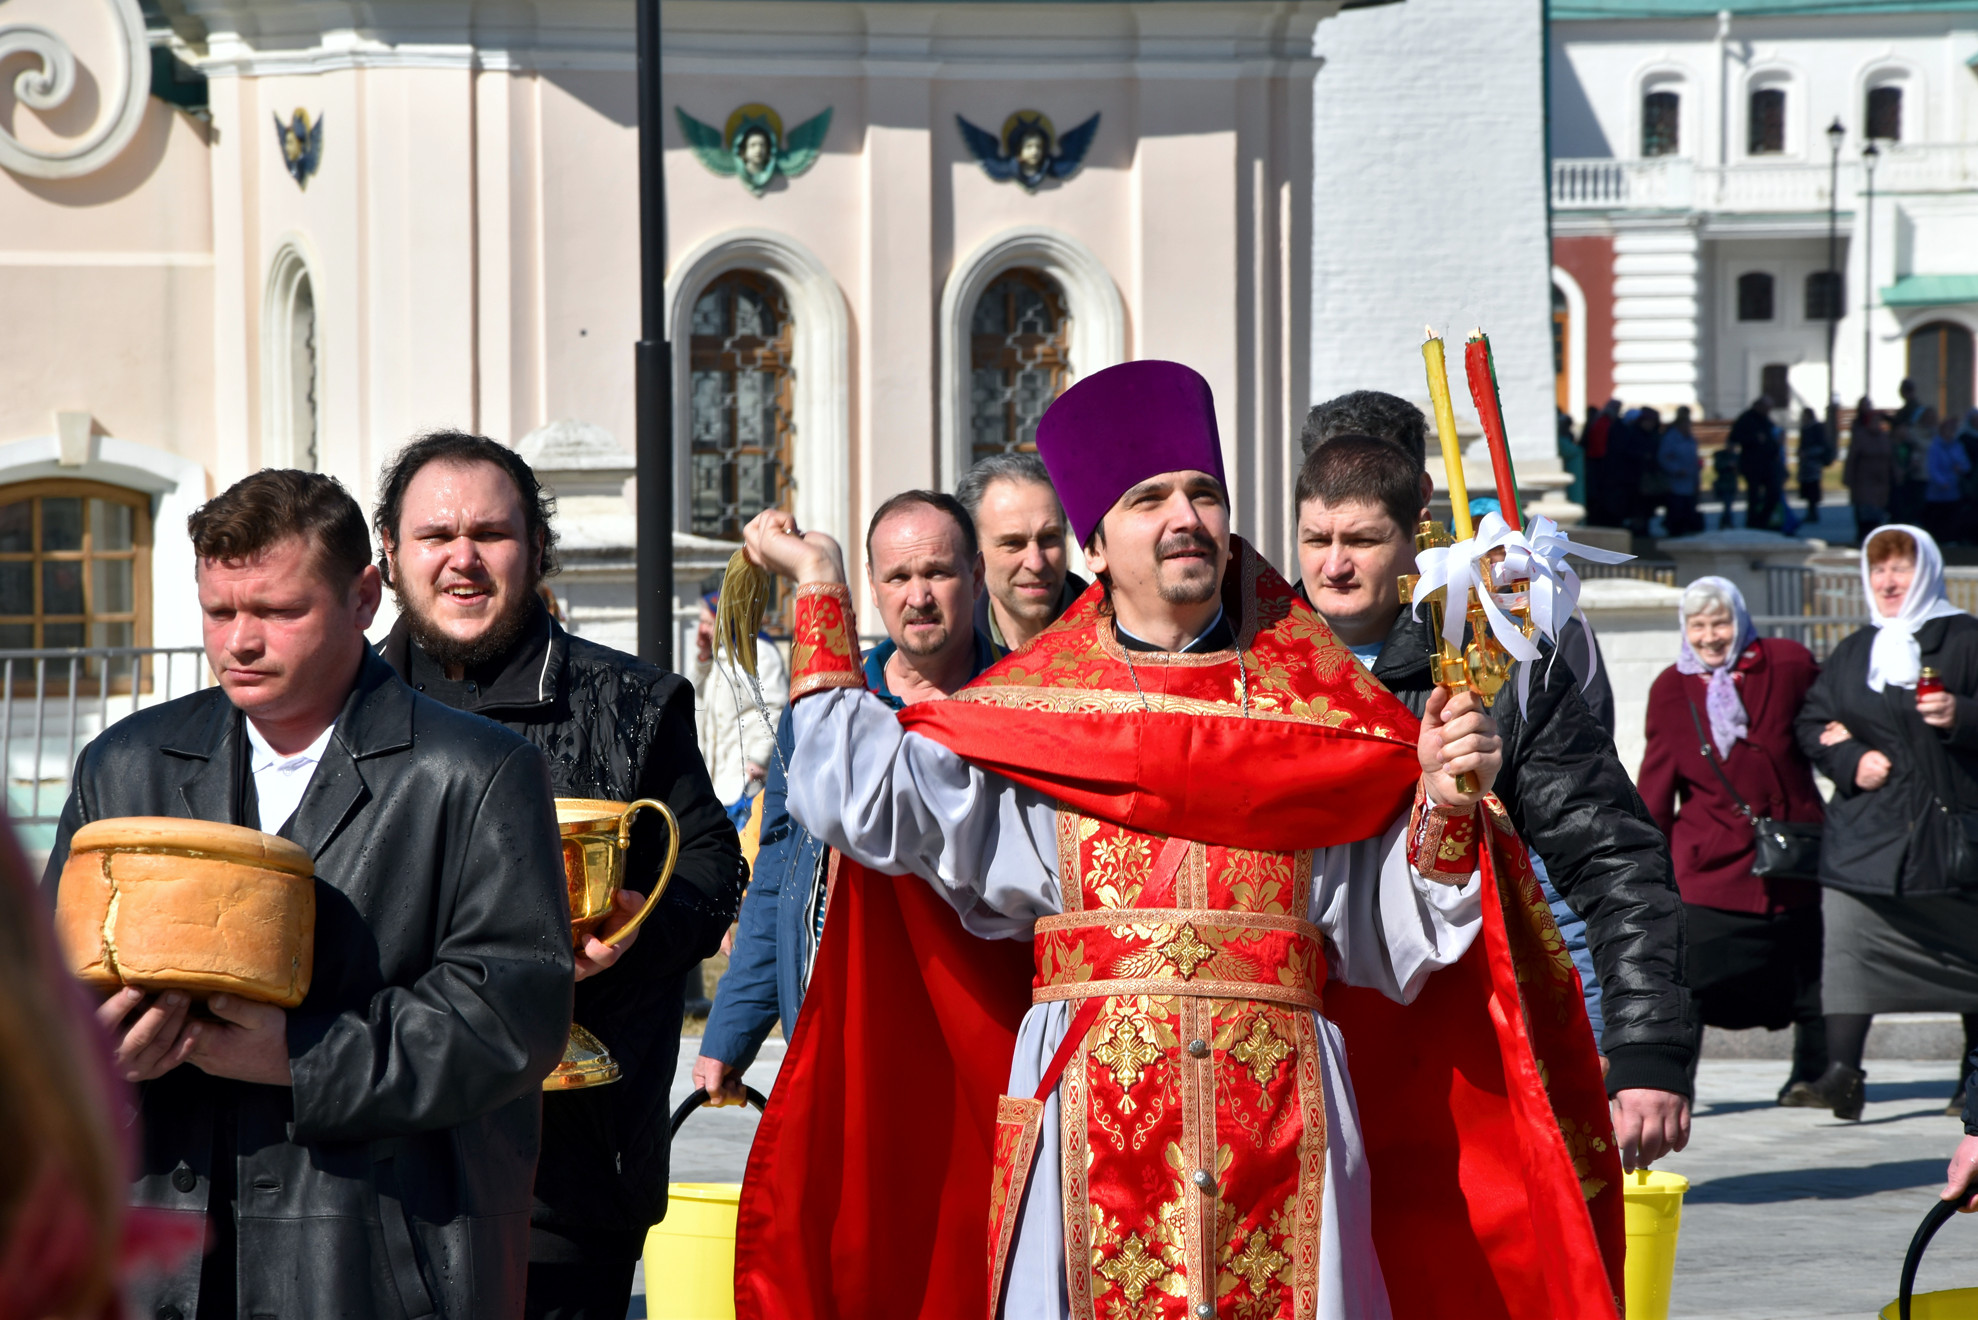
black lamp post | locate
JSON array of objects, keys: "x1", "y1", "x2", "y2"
[
  {"x1": 634, "y1": 0, "x2": 674, "y2": 670},
  {"x1": 1861, "y1": 139, "x2": 1880, "y2": 407},
  {"x1": 1824, "y1": 117, "x2": 1844, "y2": 423}
]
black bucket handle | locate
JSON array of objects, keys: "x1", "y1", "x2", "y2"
[
  {"x1": 669, "y1": 1084, "x2": 768, "y2": 1139},
  {"x1": 1900, "y1": 1196, "x2": 1964, "y2": 1320}
]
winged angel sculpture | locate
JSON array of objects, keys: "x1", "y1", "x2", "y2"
[
  {"x1": 677, "y1": 103, "x2": 832, "y2": 196},
  {"x1": 956, "y1": 110, "x2": 1099, "y2": 192}
]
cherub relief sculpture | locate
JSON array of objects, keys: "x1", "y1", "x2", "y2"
[
  {"x1": 956, "y1": 110, "x2": 1099, "y2": 192},
  {"x1": 677, "y1": 103, "x2": 832, "y2": 196},
  {"x1": 274, "y1": 109, "x2": 324, "y2": 188}
]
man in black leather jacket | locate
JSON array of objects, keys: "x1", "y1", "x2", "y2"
[
  {"x1": 373, "y1": 432, "x2": 743, "y2": 1320},
  {"x1": 1296, "y1": 412, "x2": 1695, "y2": 1170},
  {"x1": 48, "y1": 470, "x2": 573, "y2": 1319}
]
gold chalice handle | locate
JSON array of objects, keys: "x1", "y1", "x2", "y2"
[{"x1": 600, "y1": 798, "x2": 680, "y2": 949}]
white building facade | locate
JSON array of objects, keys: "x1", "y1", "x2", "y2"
[{"x1": 1548, "y1": 0, "x2": 1978, "y2": 423}]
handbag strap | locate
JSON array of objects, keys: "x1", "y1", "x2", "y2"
[{"x1": 1685, "y1": 697, "x2": 1759, "y2": 825}]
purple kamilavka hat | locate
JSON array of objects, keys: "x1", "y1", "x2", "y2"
[{"x1": 1034, "y1": 360, "x2": 1226, "y2": 545}]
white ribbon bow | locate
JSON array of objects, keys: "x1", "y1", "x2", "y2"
[
  {"x1": 1499, "y1": 514, "x2": 1635, "y2": 710},
  {"x1": 1410, "y1": 512, "x2": 1542, "y2": 672}
]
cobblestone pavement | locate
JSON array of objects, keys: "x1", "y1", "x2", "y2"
[{"x1": 633, "y1": 1050, "x2": 1973, "y2": 1319}]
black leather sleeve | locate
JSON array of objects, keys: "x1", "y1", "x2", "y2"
[
  {"x1": 287, "y1": 741, "x2": 574, "y2": 1144},
  {"x1": 1498, "y1": 654, "x2": 1695, "y2": 1096}
]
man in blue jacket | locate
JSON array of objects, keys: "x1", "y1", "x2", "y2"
[{"x1": 693, "y1": 490, "x2": 999, "y2": 1102}]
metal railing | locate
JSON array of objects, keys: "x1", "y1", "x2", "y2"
[
  {"x1": 1552, "y1": 143, "x2": 1978, "y2": 213},
  {"x1": 1, "y1": 647, "x2": 212, "y2": 829},
  {"x1": 1582, "y1": 559, "x2": 1678, "y2": 586},
  {"x1": 1748, "y1": 615, "x2": 1869, "y2": 663}
]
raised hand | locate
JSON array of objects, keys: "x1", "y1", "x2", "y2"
[{"x1": 741, "y1": 508, "x2": 846, "y2": 586}]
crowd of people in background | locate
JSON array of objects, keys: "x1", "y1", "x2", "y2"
[{"x1": 1561, "y1": 379, "x2": 1978, "y2": 547}]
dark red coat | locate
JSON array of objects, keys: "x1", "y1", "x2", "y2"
[{"x1": 1638, "y1": 637, "x2": 1826, "y2": 914}]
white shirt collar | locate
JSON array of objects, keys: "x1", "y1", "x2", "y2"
[{"x1": 243, "y1": 718, "x2": 336, "y2": 773}]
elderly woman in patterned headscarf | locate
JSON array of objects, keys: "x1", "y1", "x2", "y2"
[
  {"x1": 1640, "y1": 576, "x2": 1827, "y2": 1104},
  {"x1": 1799, "y1": 524, "x2": 1978, "y2": 1124}
]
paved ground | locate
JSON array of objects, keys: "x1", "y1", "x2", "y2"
[
  {"x1": 1660, "y1": 1059, "x2": 1972, "y2": 1320},
  {"x1": 631, "y1": 1048, "x2": 1973, "y2": 1319}
]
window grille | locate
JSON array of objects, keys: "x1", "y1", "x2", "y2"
[
  {"x1": 1748, "y1": 88, "x2": 1786, "y2": 155},
  {"x1": 1642, "y1": 92, "x2": 1679, "y2": 158},
  {"x1": 1737, "y1": 272, "x2": 1775, "y2": 322},
  {"x1": 969, "y1": 269, "x2": 1072, "y2": 464},
  {"x1": 0, "y1": 481, "x2": 153, "y2": 692},
  {"x1": 1866, "y1": 86, "x2": 1902, "y2": 143},
  {"x1": 688, "y1": 272, "x2": 796, "y2": 542},
  {"x1": 1805, "y1": 271, "x2": 1844, "y2": 322}
]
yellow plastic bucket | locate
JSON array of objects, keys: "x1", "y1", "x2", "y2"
[
  {"x1": 1622, "y1": 1169, "x2": 1688, "y2": 1320},
  {"x1": 642, "y1": 1182, "x2": 741, "y2": 1320},
  {"x1": 1881, "y1": 1290, "x2": 1978, "y2": 1318}
]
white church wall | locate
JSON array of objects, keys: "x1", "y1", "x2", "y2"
[{"x1": 1309, "y1": 0, "x2": 1556, "y2": 476}]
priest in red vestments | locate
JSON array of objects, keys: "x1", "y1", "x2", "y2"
[{"x1": 731, "y1": 360, "x2": 1626, "y2": 1320}]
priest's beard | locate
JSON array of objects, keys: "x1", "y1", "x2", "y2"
[
  {"x1": 1153, "y1": 531, "x2": 1221, "y2": 605},
  {"x1": 398, "y1": 579, "x2": 541, "y2": 673}
]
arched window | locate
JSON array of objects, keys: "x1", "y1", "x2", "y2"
[
  {"x1": 264, "y1": 246, "x2": 320, "y2": 471},
  {"x1": 1642, "y1": 90, "x2": 1680, "y2": 158},
  {"x1": 1805, "y1": 270, "x2": 1844, "y2": 322},
  {"x1": 1737, "y1": 272, "x2": 1776, "y2": 322},
  {"x1": 1748, "y1": 87, "x2": 1786, "y2": 155},
  {"x1": 1908, "y1": 321, "x2": 1975, "y2": 419},
  {"x1": 969, "y1": 269, "x2": 1072, "y2": 464},
  {"x1": 688, "y1": 271, "x2": 795, "y2": 540},
  {"x1": 1867, "y1": 86, "x2": 1903, "y2": 143},
  {"x1": 0, "y1": 480, "x2": 151, "y2": 654}
]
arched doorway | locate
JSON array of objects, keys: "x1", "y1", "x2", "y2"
[{"x1": 1908, "y1": 320, "x2": 1975, "y2": 418}]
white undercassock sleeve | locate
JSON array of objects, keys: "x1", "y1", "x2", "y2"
[
  {"x1": 785, "y1": 686, "x2": 1062, "y2": 939},
  {"x1": 1311, "y1": 812, "x2": 1483, "y2": 1004}
]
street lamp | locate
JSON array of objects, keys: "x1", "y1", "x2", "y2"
[
  {"x1": 1861, "y1": 139, "x2": 1880, "y2": 406},
  {"x1": 1825, "y1": 118, "x2": 1844, "y2": 423}
]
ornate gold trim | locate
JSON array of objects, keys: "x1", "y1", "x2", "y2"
[
  {"x1": 1035, "y1": 908, "x2": 1323, "y2": 939},
  {"x1": 1292, "y1": 1011, "x2": 1327, "y2": 1316},
  {"x1": 1033, "y1": 978, "x2": 1323, "y2": 1013},
  {"x1": 1061, "y1": 1027, "x2": 1095, "y2": 1320}
]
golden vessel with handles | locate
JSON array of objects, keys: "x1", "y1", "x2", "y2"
[{"x1": 548, "y1": 797, "x2": 680, "y2": 1090}]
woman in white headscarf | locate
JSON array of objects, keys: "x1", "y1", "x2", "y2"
[
  {"x1": 1640, "y1": 577, "x2": 1825, "y2": 1104},
  {"x1": 1797, "y1": 524, "x2": 1978, "y2": 1123}
]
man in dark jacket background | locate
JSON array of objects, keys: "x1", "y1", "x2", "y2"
[
  {"x1": 373, "y1": 433, "x2": 744, "y2": 1320},
  {"x1": 54, "y1": 470, "x2": 573, "y2": 1319},
  {"x1": 1297, "y1": 397, "x2": 1695, "y2": 1171}
]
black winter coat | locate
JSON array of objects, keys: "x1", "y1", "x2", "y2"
[
  {"x1": 1796, "y1": 614, "x2": 1978, "y2": 895},
  {"x1": 380, "y1": 605, "x2": 744, "y2": 1259},
  {"x1": 44, "y1": 651, "x2": 573, "y2": 1320},
  {"x1": 1369, "y1": 606, "x2": 1693, "y2": 1096}
]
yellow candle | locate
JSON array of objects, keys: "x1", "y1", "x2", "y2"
[{"x1": 1422, "y1": 328, "x2": 1473, "y2": 540}]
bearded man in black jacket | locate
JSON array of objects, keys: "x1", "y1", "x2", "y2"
[
  {"x1": 1295, "y1": 404, "x2": 1695, "y2": 1172},
  {"x1": 373, "y1": 432, "x2": 744, "y2": 1320}
]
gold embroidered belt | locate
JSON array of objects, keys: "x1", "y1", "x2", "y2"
[{"x1": 1030, "y1": 908, "x2": 1326, "y2": 1012}]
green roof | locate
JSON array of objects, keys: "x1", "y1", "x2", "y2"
[
  {"x1": 1550, "y1": 1, "x2": 1977, "y2": 17},
  {"x1": 1883, "y1": 275, "x2": 1978, "y2": 308}
]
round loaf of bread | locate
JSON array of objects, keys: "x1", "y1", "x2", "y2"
[{"x1": 54, "y1": 817, "x2": 316, "y2": 1007}]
